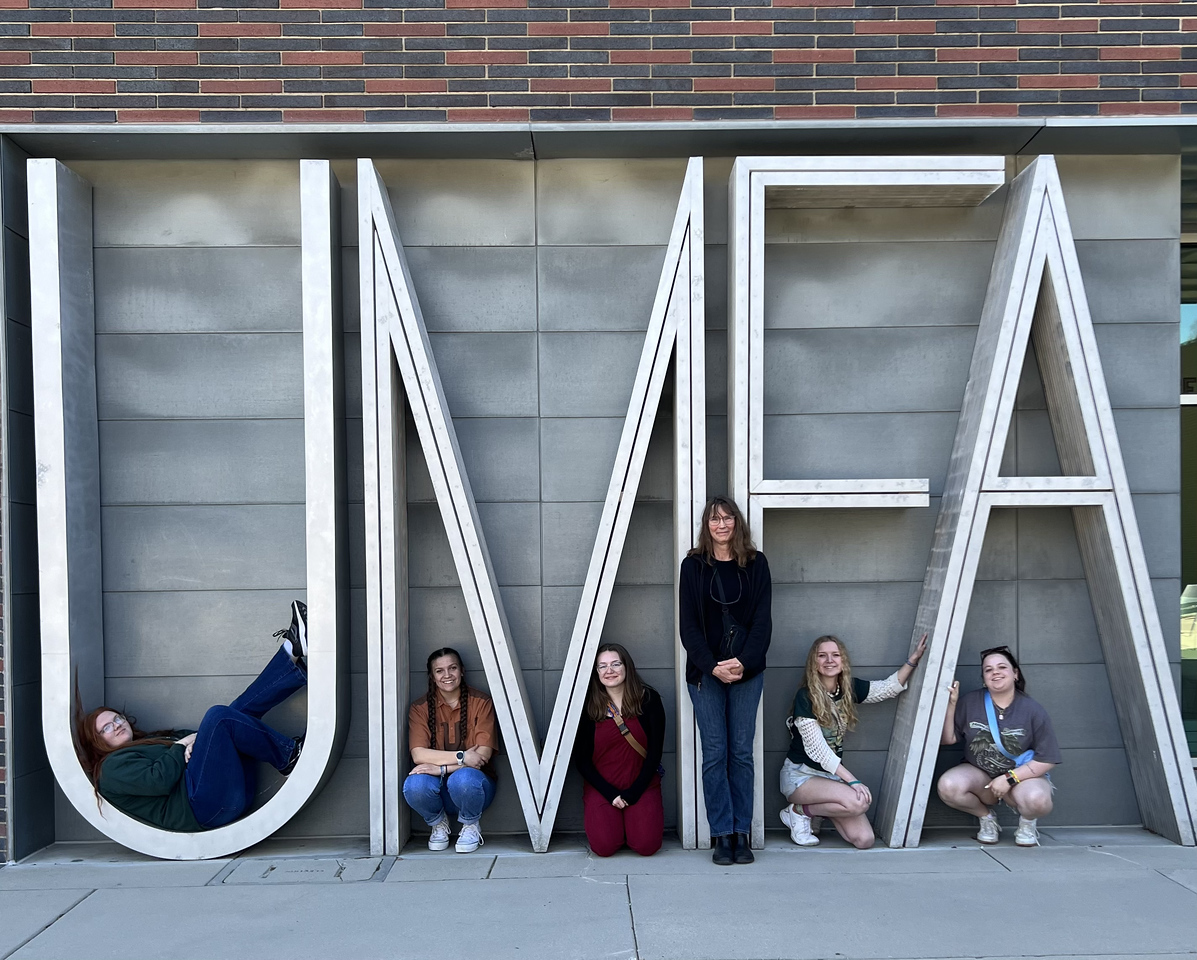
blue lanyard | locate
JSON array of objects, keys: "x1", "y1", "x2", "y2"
[{"x1": 983, "y1": 691, "x2": 1035, "y2": 767}]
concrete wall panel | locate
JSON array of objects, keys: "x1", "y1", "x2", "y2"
[
  {"x1": 406, "y1": 501, "x2": 541, "y2": 589},
  {"x1": 538, "y1": 246, "x2": 665, "y2": 332},
  {"x1": 406, "y1": 418, "x2": 540, "y2": 504},
  {"x1": 408, "y1": 585, "x2": 542, "y2": 673},
  {"x1": 5, "y1": 317, "x2": 31, "y2": 414},
  {"x1": 1091, "y1": 323, "x2": 1180, "y2": 408},
  {"x1": 1017, "y1": 580, "x2": 1103, "y2": 665},
  {"x1": 1074, "y1": 239, "x2": 1179, "y2": 325},
  {"x1": 1049, "y1": 155, "x2": 1179, "y2": 241},
  {"x1": 4, "y1": 229, "x2": 29, "y2": 324},
  {"x1": 538, "y1": 331, "x2": 644, "y2": 418},
  {"x1": 1130, "y1": 493, "x2": 1181, "y2": 579},
  {"x1": 1110, "y1": 408, "x2": 1180, "y2": 494},
  {"x1": 404, "y1": 246, "x2": 537, "y2": 333},
  {"x1": 426, "y1": 332, "x2": 538, "y2": 418}
]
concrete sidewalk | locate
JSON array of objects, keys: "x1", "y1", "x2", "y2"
[{"x1": 0, "y1": 827, "x2": 1194, "y2": 960}]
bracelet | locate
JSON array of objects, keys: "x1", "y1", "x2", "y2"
[
  {"x1": 440, "y1": 764, "x2": 447, "y2": 778},
  {"x1": 905, "y1": 659, "x2": 917, "y2": 668},
  {"x1": 847, "y1": 780, "x2": 863, "y2": 786},
  {"x1": 1006, "y1": 771, "x2": 1020, "y2": 785}
]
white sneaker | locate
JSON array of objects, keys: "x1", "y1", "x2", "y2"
[
  {"x1": 976, "y1": 813, "x2": 1001, "y2": 845},
  {"x1": 427, "y1": 815, "x2": 451, "y2": 852},
  {"x1": 779, "y1": 804, "x2": 819, "y2": 846},
  {"x1": 1014, "y1": 817, "x2": 1039, "y2": 847},
  {"x1": 455, "y1": 822, "x2": 484, "y2": 853}
]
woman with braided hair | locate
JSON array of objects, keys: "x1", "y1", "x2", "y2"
[{"x1": 403, "y1": 647, "x2": 497, "y2": 853}]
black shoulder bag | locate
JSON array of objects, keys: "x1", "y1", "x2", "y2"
[{"x1": 712, "y1": 566, "x2": 748, "y2": 661}]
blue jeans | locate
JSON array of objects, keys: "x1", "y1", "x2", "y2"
[
  {"x1": 688, "y1": 672, "x2": 764, "y2": 837},
  {"x1": 185, "y1": 646, "x2": 307, "y2": 829},
  {"x1": 403, "y1": 768, "x2": 495, "y2": 826}
]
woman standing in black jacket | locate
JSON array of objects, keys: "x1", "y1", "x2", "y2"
[
  {"x1": 679, "y1": 496, "x2": 771, "y2": 865},
  {"x1": 572, "y1": 642, "x2": 665, "y2": 857}
]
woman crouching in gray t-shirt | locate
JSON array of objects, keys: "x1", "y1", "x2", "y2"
[{"x1": 938, "y1": 646, "x2": 1062, "y2": 847}]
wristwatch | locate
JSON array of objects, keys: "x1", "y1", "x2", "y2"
[
  {"x1": 1005, "y1": 772, "x2": 1019, "y2": 787},
  {"x1": 456, "y1": 750, "x2": 465, "y2": 766}
]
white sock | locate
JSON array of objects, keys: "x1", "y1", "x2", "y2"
[{"x1": 282, "y1": 638, "x2": 296, "y2": 661}]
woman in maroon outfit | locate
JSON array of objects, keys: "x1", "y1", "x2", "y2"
[{"x1": 572, "y1": 642, "x2": 666, "y2": 857}]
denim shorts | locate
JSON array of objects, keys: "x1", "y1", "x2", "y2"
[{"x1": 779, "y1": 758, "x2": 841, "y2": 798}]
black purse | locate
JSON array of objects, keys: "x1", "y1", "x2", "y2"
[{"x1": 712, "y1": 567, "x2": 748, "y2": 661}]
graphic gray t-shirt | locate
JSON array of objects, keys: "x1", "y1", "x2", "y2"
[{"x1": 954, "y1": 689, "x2": 1062, "y2": 778}]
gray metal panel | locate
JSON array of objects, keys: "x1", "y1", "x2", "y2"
[
  {"x1": 1018, "y1": 580, "x2": 1103, "y2": 665},
  {"x1": 10, "y1": 680, "x2": 46, "y2": 780},
  {"x1": 6, "y1": 410, "x2": 34, "y2": 504},
  {"x1": 94, "y1": 247, "x2": 302, "y2": 334},
  {"x1": 613, "y1": 502, "x2": 675, "y2": 585},
  {"x1": 406, "y1": 418, "x2": 539, "y2": 504},
  {"x1": 763, "y1": 242, "x2": 994, "y2": 329},
  {"x1": 538, "y1": 332, "x2": 644, "y2": 418},
  {"x1": 273, "y1": 758, "x2": 370, "y2": 839},
  {"x1": 100, "y1": 504, "x2": 307, "y2": 592},
  {"x1": 1131, "y1": 493, "x2": 1181, "y2": 579},
  {"x1": 1075, "y1": 240, "x2": 1179, "y2": 325},
  {"x1": 540, "y1": 501, "x2": 603, "y2": 587},
  {"x1": 2, "y1": 139, "x2": 28, "y2": 237},
  {"x1": 537, "y1": 246, "x2": 665, "y2": 332},
  {"x1": 539, "y1": 418, "x2": 622, "y2": 503},
  {"x1": 1016, "y1": 507, "x2": 1085, "y2": 580},
  {"x1": 975, "y1": 506, "x2": 1017, "y2": 581},
  {"x1": 1014, "y1": 410, "x2": 1064, "y2": 478},
  {"x1": 1153, "y1": 578, "x2": 1181, "y2": 662},
  {"x1": 408, "y1": 585, "x2": 543, "y2": 673},
  {"x1": 1046, "y1": 155, "x2": 1179, "y2": 241},
  {"x1": 762, "y1": 327, "x2": 976, "y2": 415},
  {"x1": 405, "y1": 501, "x2": 541, "y2": 588},
  {"x1": 1091, "y1": 323, "x2": 1181, "y2": 408},
  {"x1": 1029, "y1": 663, "x2": 1124, "y2": 749},
  {"x1": 1110, "y1": 408, "x2": 1180, "y2": 495},
  {"x1": 403, "y1": 246, "x2": 537, "y2": 333},
  {"x1": 536, "y1": 159, "x2": 688, "y2": 246},
  {"x1": 98, "y1": 419, "x2": 305, "y2": 505},
  {"x1": 1047, "y1": 748, "x2": 1141, "y2": 825},
  {"x1": 598, "y1": 584, "x2": 674, "y2": 669},
  {"x1": 94, "y1": 333, "x2": 304, "y2": 421},
  {"x1": 335, "y1": 158, "x2": 535, "y2": 247},
  {"x1": 69, "y1": 160, "x2": 302, "y2": 247},
  {"x1": 426, "y1": 332, "x2": 538, "y2": 418},
  {"x1": 704, "y1": 244, "x2": 728, "y2": 330},
  {"x1": 4, "y1": 229, "x2": 29, "y2": 324},
  {"x1": 8, "y1": 593, "x2": 40, "y2": 687},
  {"x1": 5, "y1": 318, "x2": 32, "y2": 414},
  {"x1": 763, "y1": 412, "x2": 958, "y2": 495},
  {"x1": 958, "y1": 580, "x2": 1019, "y2": 666}
]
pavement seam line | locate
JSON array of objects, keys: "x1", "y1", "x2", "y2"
[
  {"x1": 981, "y1": 848, "x2": 1012, "y2": 872},
  {"x1": 484, "y1": 855, "x2": 496, "y2": 879},
  {"x1": 624, "y1": 874, "x2": 640, "y2": 960},
  {"x1": 0, "y1": 888, "x2": 96, "y2": 960},
  {"x1": 1153, "y1": 867, "x2": 1197, "y2": 898}
]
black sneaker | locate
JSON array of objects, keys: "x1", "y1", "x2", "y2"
[
  {"x1": 273, "y1": 600, "x2": 308, "y2": 664},
  {"x1": 280, "y1": 736, "x2": 304, "y2": 776}
]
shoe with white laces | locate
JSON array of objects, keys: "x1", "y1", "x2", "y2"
[
  {"x1": 779, "y1": 804, "x2": 819, "y2": 846},
  {"x1": 427, "y1": 815, "x2": 451, "y2": 852},
  {"x1": 1014, "y1": 817, "x2": 1040, "y2": 847},
  {"x1": 455, "y1": 822, "x2": 484, "y2": 853},
  {"x1": 976, "y1": 812, "x2": 1001, "y2": 845},
  {"x1": 273, "y1": 600, "x2": 309, "y2": 665}
]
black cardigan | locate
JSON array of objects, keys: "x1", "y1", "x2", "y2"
[
  {"x1": 572, "y1": 687, "x2": 665, "y2": 806},
  {"x1": 678, "y1": 551, "x2": 772, "y2": 686}
]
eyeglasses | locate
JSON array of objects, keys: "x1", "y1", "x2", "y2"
[
  {"x1": 596, "y1": 661, "x2": 624, "y2": 673},
  {"x1": 99, "y1": 715, "x2": 127, "y2": 736},
  {"x1": 708, "y1": 515, "x2": 735, "y2": 528}
]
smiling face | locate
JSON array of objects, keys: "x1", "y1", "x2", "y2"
[
  {"x1": 94, "y1": 710, "x2": 132, "y2": 750},
  {"x1": 595, "y1": 652, "x2": 626, "y2": 691},
  {"x1": 431, "y1": 654, "x2": 463, "y2": 700},
  {"x1": 815, "y1": 640, "x2": 845, "y2": 681},
  {"x1": 708, "y1": 507, "x2": 736, "y2": 549},
  {"x1": 981, "y1": 652, "x2": 1018, "y2": 697}
]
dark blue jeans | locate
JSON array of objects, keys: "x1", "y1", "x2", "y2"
[
  {"x1": 185, "y1": 646, "x2": 307, "y2": 829},
  {"x1": 403, "y1": 768, "x2": 496, "y2": 826},
  {"x1": 688, "y1": 672, "x2": 764, "y2": 837}
]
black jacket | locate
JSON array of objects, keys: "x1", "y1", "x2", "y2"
[
  {"x1": 572, "y1": 687, "x2": 665, "y2": 806},
  {"x1": 678, "y1": 552, "x2": 772, "y2": 686}
]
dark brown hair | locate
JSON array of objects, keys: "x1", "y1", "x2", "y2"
[
  {"x1": 425, "y1": 647, "x2": 469, "y2": 749},
  {"x1": 980, "y1": 645, "x2": 1027, "y2": 693},
  {"x1": 687, "y1": 496, "x2": 757, "y2": 567},
  {"x1": 585, "y1": 643, "x2": 651, "y2": 723}
]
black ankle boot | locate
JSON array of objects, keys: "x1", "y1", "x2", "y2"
[
  {"x1": 711, "y1": 834, "x2": 734, "y2": 865},
  {"x1": 733, "y1": 832, "x2": 754, "y2": 864}
]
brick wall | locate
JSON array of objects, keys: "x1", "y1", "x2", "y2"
[{"x1": 0, "y1": 1, "x2": 1191, "y2": 122}]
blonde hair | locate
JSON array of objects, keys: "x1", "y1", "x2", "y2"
[{"x1": 801, "y1": 635, "x2": 859, "y2": 733}]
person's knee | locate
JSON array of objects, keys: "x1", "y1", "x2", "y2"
[
  {"x1": 402, "y1": 774, "x2": 438, "y2": 803},
  {"x1": 628, "y1": 833, "x2": 662, "y2": 857},
  {"x1": 852, "y1": 830, "x2": 875, "y2": 850},
  {"x1": 1017, "y1": 790, "x2": 1053, "y2": 819},
  {"x1": 937, "y1": 773, "x2": 964, "y2": 804},
  {"x1": 202, "y1": 704, "x2": 236, "y2": 725},
  {"x1": 589, "y1": 836, "x2": 622, "y2": 858},
  {"x1": 846, "y1": 795, "x2": 870, "y2": 818}
]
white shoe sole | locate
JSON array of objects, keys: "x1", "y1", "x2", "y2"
[
  {"x1": 293, "y1": 602, "x2": 308, "y2": 659},
  {"x1": 427, "y1": 838, "x2": 450, "y2": 851},
  {"x1": 779, "y1": 808, "x2": 819, "y2": 847},
  {"x1": 455, "y1": 841, "x2": 481, "y2": 854}
]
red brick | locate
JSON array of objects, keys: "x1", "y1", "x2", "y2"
[
  {"x1": 692, "y1": 21, "x2": 773, "y2": 35},
  {"x1": 1020, "y1": 73, "x2": 1099, "y2": 87},
  {"x1": 32, "y1": 23, "x2": 114, "y2": 36},
  {"x1": 1101, "y1": 46, "x2": 1182, "y2": 59},
  {"x1": 530, "y1": 78, "x2": 610, "y2": 92},
  {"x1": 0, "y1": 0, "x2": 28, "y2": 8},
  {"x1": 448, "y1": 107, "x2": 528, "y2": 120},
  {"x1": 610, "y1": 49, "x2": 691, "y2": 63},
  {"x1": 281, "y1": 51, "x2": 363, "y2": 64},
  {"x1": 1184, "y1": 73, "x2": 1197, "y2": 86},
  {"x1": 366, "y1": 79, "x2": 447, "y2": 93},
  {"x1": 528, "y1": 23, "x2": 609, "y2": 36},
  {"x1": 113, "y1": 0, "x2": 195, "y2": 6},
  {"x1": 858, "y1": 75, "x2": 936, "y2": 90},
  {"x1": 1018, "y1": 19, "x2": 1099, "y2": 32},
  {"x1": 938, "y1": 103, "x2": 1019, "y2": 117},
  {"x1": 118, "y1": 109, "x2": 200, "y2": 122},
  {"x1": 613, "y1": 106, "x2": 693, "y2": 120},
  {"x1": 115, "y1": 51, "x2": 197, "y2": 64},
  {"x1": 365, "y1": 23, "x2": 447, "y2": 36},
  {"x1": 33, "y1": 79, "x2": 116, "y2": 93},
  {"x1": 776, "y1": 104, "x2": 856, "y2": 118},
  {"x1": 199, "y1": 24, "x2": 282, "y2": 37},
  {"x1": 938, "y1": 47, "x2": 1018, "y2": 61},
  {"x1": 201, "y1": 80, "x2": 283, "y2": 93},
  {"x1": 1185, "y1": 18, "x2": 1197, "y2": 30},
  {"x1": 446, "y1": 51, "x2": 527, "y2": 64},
  {"x1": 1100, "y1": 101, "x2": 1180, "y2": 114},
  {"x1": 0, "y1": 110, "x2": 33, "y2": 121},
  {"x1": 445, "y1": 0, "x2": 527, "y2": 7},
  {"x1": 0, "y1": 51, "x2": 29, "y2": 63},
  {"x1": 775, "y1": 49, "x2": 854, "y2": 62},
  {"x1": 284, "y1": 109, "x2": 365, "y2": 121},
  {"x1": 694, "y1": 77, "x2": 775, "y2": 91},
  {"x1": 281, "y1": 0, "x2": 360, "y2": 6},
  {"x1": 856, "y1": 20, "x2": 936, "y2": 34}
]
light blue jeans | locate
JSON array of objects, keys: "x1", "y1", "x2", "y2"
[{"x1": 403, "y1": 767, "x2": 495, "y2": 826}]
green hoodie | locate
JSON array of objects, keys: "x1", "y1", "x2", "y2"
[{"x1": 97, "y1": 730, "x2": 203, "y2": 832}]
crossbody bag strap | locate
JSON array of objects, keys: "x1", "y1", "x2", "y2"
[
  {"x1": 608, "y1": 704, "x2": 648, "y2": 759},
  {"x1": 983, "y1": 691, "x2": 1035, "y2": 767}
]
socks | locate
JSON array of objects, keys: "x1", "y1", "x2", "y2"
[{"x1": 801, "y1": 804, "x2": 814, "y2": 818}]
